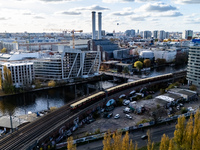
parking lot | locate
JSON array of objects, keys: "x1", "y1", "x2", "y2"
[{"x1": 73, "y1": 85, "x2": 200, "y2": 139}]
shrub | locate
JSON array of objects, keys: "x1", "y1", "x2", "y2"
[
  {"x1": 181, "y1": 108, "x2": 187, "y2": 114},
  {"x1": 145, "y1": 95, "x2": 152, "y2": 100},
  {"x1": 94, "y1": 128, "x2": 100, "y2": 134}
]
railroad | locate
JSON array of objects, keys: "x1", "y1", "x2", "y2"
[{"x1": 0, "y1": 71, "x2": 186, "y2": 150}]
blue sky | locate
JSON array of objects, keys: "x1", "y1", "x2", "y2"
[{"x1": 0, "y1": 0, "x2": 200, "y2": 33}]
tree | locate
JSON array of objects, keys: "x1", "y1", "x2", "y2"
[
  {"x1": 1, "y1": 48, "x2": 7, "y2": 53},
  {"x1": 2, "y1": 66, "x2": 13, "y2": 93},
  {"x1": 143, "y1": 59, "x2": 151, "y2": 68},
  {"x1": 155, "y1": 58, "x2": 166, "y2": 66},
  {"x1": 189, "y1": 85, "x2": 197, "y2": 91},
  {"x1": 134, "y1": 61, "x2": 143, "y2": 71},
  {"x1": 48, "y1": 80, "x2": 56, "y2": 87},
  {"x1": 147, "y1": 130, "x2": 154, "y2": 150},
  {"x1": 159, "y1": 134, "x2": 169, "y2": 150},
  {"x1": 123, "y1": 66, "x2": 130, "y2": 74},
  {"x1": 67, "y1": 136, "x2": 76, "y2": 150},
  {"x1": 103, "y1": 131, "x2": 138, "y2": 150},
  {"x1": 103, "y1": 130, "x2": 112, "y2": 150}
]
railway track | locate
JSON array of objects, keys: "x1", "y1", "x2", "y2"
[{"x1": 0, "y1": 97, "x2": 83, "y2": 150}]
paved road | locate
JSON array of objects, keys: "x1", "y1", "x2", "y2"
[{"x1": 77, "y1": 122, "x2": 176, "y2": 150}]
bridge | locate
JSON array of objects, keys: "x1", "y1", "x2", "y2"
[{"x1": 102, "y1": 72, "x2": 142, "y2": 80}]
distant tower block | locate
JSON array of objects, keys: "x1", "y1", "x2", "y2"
[
  {"x1": 92, "y1": 11, "x2": 96, "y2": 39},
  {"x1": 98, "y1": 12, "x2": 102, "y2": 39}
]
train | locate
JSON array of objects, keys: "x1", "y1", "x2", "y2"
[{"x1": 70, "y1": 71, "x2": 186, "y2": 110}]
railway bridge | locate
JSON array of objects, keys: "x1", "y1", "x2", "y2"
[{"x1": 0, "y1": 71, "x2": 186, "y2": 150}]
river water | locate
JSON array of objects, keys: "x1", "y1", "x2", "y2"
[{"x1": 0, "y1": 65, "x2": 187, "y2": 116}]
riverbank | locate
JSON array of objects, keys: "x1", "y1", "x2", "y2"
[{"x1": 0, "y1": 74, "x2": 104, "y2": 99}]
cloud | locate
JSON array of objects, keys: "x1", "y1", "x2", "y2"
[
  {"x1": 111, "y1": 7, "x2": 134, "y2": 16},
  {"x1": 74, "y1": 5, "x2": 109, "y2": 11},
  {"x1": 153, "y1": 11, "x2": 183, "y2": 17},
  {"x1": 23, "y1": 13, "x2": 34, "y2": 15},
  {"x1": 102, "y1": 0, "x2": 159, "y2": 3},
  {"x1": 59, "y1": 11, "x2": 81, "y2": 15},
  {"x1": 0, "y1": 17, "x2": 9, "y2": 20},
  {"x1": 136, "y1": 2, "x2": 177, "y2": 12},
  {"x1": 39, "y1": 0, "x2": 77, "y2": 2},
  {"x1": 33, "y1": 16, "x2": 45, "y2": 19},
  {"x1": 129, "y1": 14, "x2": 150, "y2": 21},
  {"x1": 174, "y1": 0, "x2": 200, "y2": 4}
]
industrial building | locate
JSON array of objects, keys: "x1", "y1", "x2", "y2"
[
  {"x1": 187, "y1": 46, "x2": 200, "y2": 87},
  {"x1": 88, "y1": 11, "x2": 119, "y2": 61}
]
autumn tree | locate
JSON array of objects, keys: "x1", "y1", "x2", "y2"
[
  {"x1": 159, "y1": 134, "x2": 169, "y2": 150},
  {"x1": 174, "y1": 115, "x2": 186, "y2": 149},
  {"x1": 2, "y1": 66, "x2": 14, "y2": 93},
  {"x1": 103, "y1": 131, "x2": 138, "y2": 150},
  {"x1": 147, "y1": 130, "x2": 154, "y2": 150},
  {"x1": 189, "y1": 85, "x2": 197, "y2": 91},
  {"x1": 1, "y1": 48, "x2": 7, "y2": 53},
  {"x1": 134, "y1": 61, "x2": 143, "y2": 71},
  {"x1": 67, "y1": 136, "x2": 76, "y2": 150},
  {"x1": 143, "y1": 59, "x2": 151, "y2": 68},
  {"x1": 103, "y1": 130, "x2": 112, "y2": 150},
  {"x1": 48, "y1": 80, "x2": 56, "y2": 87}
]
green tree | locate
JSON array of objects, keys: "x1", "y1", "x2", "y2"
[
  {"x1": 123, "y1": 66, "x2": 130, "y2": 74},
  {"x1": 143, "y1": 59, "x2": 151, "y2": 68},
  {"x1": 156, "y1": 58, "x2": 166, "y2": 66},
  {"x1": 134, "y1": 61, "x2": 143, "y2": 71},
  {"x1": 1, "y1": 48, "x2": 7, "y2": 53}
]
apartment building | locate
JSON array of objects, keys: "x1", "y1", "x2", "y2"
[
  {"x1": 1, "y1": 62, "x2": 34, "y2": 87},
  {"x1": 187, "y1": 46, "x2": 200, "y2": 87}
]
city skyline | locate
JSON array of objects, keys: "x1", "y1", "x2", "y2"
[{"x1": 1, "y1": 0, "x2": 200, "y2": 33}]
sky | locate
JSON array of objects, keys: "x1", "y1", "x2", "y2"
[{"x1": 0, "y1": 0, "x2": 200, "y2": 33}]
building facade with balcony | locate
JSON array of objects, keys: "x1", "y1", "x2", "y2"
[{"x1": 187, "y1": 46, "x2": 200, "y2": 87}]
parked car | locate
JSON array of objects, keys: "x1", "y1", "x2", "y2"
[
  {"x1": 114, "y1": 114, "x2": 120, "y2": 119},
  {"x1": 107, "y1": 113, "x2": 113, "y2": 118},
  {"x1": 123, "y1": 107, "x2": 131, "y2": 113},
  {"x1": 125, "y1": 114, "x2": 132, "y2": 119},
  {"x1": 123, "y1": 100, "x2": 130, "y2": 106},
  {"x1": 141, "y1": 135, "x2": 148, "y2": 140},
  {"x1": 86, "y1": 118, "x2": 96, "y2": 124}
]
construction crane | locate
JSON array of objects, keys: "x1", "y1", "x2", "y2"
[{"x1": 43, "y1": 29, "x2": 83, "y2": 49}]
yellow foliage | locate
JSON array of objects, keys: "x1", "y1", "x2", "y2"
[
  {"x1": 159, "y1": 134, "x2": 169, "y2": 150},
  {"x1": 48, "y1": 80, "x2": 56, "y2": 87},
  {"x1": 67, "y1": 136, "x2": 76, "y2": 150}
]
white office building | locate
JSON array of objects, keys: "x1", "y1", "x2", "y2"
[
  {"x1": 1, "y1": 62, "x2": 34, "y2": 87},
  {"x1": 158, "y1": 30, "x2": 166, "y2": 40},
  {"x1": 34, "y1": 48, "x2": 101, "y2": 81},
  {"x1": 183, "y1": 30, "x2": 193, "y2": 39},
  {"x1": 187, "y1": 46, "x2": 200, "y2": 87}
]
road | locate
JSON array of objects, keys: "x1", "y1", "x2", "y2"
[{"x1": 77, "y1": 122, "x2": 176, "y2": 150}]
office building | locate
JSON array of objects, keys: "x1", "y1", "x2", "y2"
[
  {"x1": 187, "y1": 46, "x2": 200, "y2": 87},
  {"x1": 183, "y1": 30, "x2": 193, "y2": 40},
  {"x1": 34, "y1": 48, "x2": 101, "y2": 81}
]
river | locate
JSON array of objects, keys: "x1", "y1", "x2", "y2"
[{"x1": 0, "y1": 65, "x2": 186, "y2": 116}]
